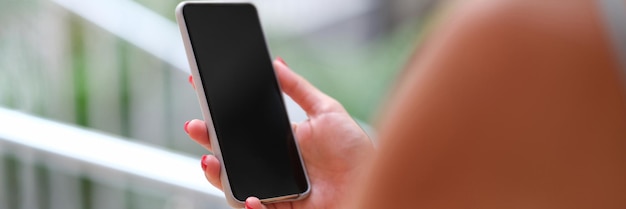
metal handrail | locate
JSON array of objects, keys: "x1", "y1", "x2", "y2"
[{"x1": 0, "y1": 107, "x2": 229, "y2": 208}]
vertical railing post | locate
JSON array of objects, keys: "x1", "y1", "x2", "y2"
[
  {"x1": 17, "y1": 148, "x2": 40, "y2": 209},
  {"x1": 0, "y1": 151, "x2": 7, "y2": 209}
]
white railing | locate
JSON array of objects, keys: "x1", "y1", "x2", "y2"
[{"x1": 0, "y1": 107, "x2": 229, "y2": 209}]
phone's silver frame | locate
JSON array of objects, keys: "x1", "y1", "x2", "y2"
[{"x1": 175, "y1": 1, "x2": 311, "y2": 208}]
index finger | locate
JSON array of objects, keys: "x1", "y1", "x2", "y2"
[{"x1": 273, "y1": 58, "x2": 343, "y2": 116}]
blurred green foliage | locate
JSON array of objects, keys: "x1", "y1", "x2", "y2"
[
  {"x1": 269, "y1": 21, "x2": 423, "y2": 121},
  {"x1": 132, "y1": 0, "x2": 424, "y2": 121}
]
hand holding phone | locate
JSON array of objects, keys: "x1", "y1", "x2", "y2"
[
  {"x1": 177, "y1": 2, "x2": 374, "y2": 208},
  {"x1": 186, "y1": 59, "x2": 376, "y2": 209}
]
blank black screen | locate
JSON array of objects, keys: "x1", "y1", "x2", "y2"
[{"x1": 182, "y1": 3, "x2": 308, "y2": 201}]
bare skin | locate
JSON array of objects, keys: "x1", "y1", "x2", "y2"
[{"x1": 351, "y1": 1, "x2": 626, "y2": 208}]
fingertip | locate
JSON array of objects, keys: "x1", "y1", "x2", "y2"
[
  {"x1": 273, "y1": 59, "x2": 286, "y2": 74},
  {"x1": 245, "y1": 197, "x2": 266, "y2": 209},
  {"x1": 205, "y1": 155, "x2": 220, "y2": 170},
  {"x1": 187, "y1": 119, "x2": 212, "y2": 150},
  {"x1": 187, "y1": 119, "x2": 204, "y2": 135},
  {"x1": 276, "y1": 56, "x2": 287, "y2": 66},
  {"x1": 203, "y1": 155, "x2": 223, "y2": 190},
  {"x1": 272, "y1": 57, "x2": 337, "y2": 115}
]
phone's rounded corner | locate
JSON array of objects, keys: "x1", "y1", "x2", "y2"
[
  {"x1": 293, "y1": 134, "x2": 313, "y2": 201},
  {"x1": 218, "y1": 163, "x2": 246, "y2": 208},
  {"x1": 175, "y1": 1, "x2": 189, "y2": 13},
  {"x1": 295, "y1": 183, "x2": 312, "y2": 201},
  {"x1": 224, "y1": 187, "x2": 247, "y2": 208},
  {"x1": 241, "y1": 2, "x2": 257, "y2": 8},
  {"x1": 174, "y1": 2, "x2": 189, "y2": 23}
]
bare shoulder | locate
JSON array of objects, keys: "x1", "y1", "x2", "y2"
[{"x1": 362, "y1": 1, "x2": 626, "y2": 208}]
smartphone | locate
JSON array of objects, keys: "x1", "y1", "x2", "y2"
[{"x1": 175, "y1": 2, "x2": 310, "y2": 208}]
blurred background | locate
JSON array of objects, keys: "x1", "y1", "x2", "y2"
[{"x1": 0, "y1": 0, "x2": 439, "y2": 208}]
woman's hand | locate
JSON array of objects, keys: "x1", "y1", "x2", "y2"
[{"x1": 185, "y1": 58, "x2": 375, "y2": 209}]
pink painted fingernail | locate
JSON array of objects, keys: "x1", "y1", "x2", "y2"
[
  {"x1": 188, "y1": 75, "x2": 196, "y2": 89},
  {"x1": 245, "y1": 201, "x2": 253, "y2": 209},
  {"x1": 184, "y1": 121, "x2": 190, "y2": 134},
  {"x1": 277, "y1": 56, "x2": 288, "y2": 66},
  {"x1": 201, "y1": 155, "x2": 208, "y2": 171}
]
